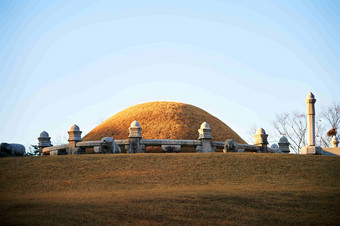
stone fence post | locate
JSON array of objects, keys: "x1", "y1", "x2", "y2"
[
  {"x1": 128, "y1": 121, "x2": 144, "y2": 153},
  {"x1": 254, "y1": 128, "x2": 268, "y2": 153},
  {"x1": 38, "y1": 131, "x2": 52, "y2": 155},
  {"x1": 198, "y1": 122, "x2": 214, "y2": 153},
  {"x1": 67, "y1": 124, "x2": 82, "y2": 154},
  {"x1": 278, "y1": 136, "x2": 290, "y2": 153}
]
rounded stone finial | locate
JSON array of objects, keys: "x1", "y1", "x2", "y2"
[
  {"x1": 200, "y1": 122, "x2": 211, "y2": 129},
  {"x1": 256, "y1": 128, "x2": 266, "y2": 134},
  {"x1": 40, "y1": 131, "x2": 49, "y2": 137},
  {"x1": 279, "y1": 136, "x2": 289, "y2": 144},
  {"x1": 70, "y1": 124, "x2": 80, "y2": 131},
  {"x1": 270, "y1": 144, "x2": 279, "y2": 150},
  {"x1": 130, "y1": 120, "x2": 141, "y2": 128},
  {"x1": 306, "y1": 92, "x2": 315, "y2": 99}
]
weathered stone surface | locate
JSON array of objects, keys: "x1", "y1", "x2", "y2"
[
  {"x1": 305, "y1": 92, "x2": 316, "y2": 146},
  {"x1": 223, "y1": 139, "x2": 272, "y2": 153},
  {"x1": 254, "y1": 128, "x2": 269, "y2": 146},
  {"x1": 141, "y1": 139, "x2": 201, "y2": 146},
  {"x1": 301, "y1": 146, "x2": 322, "y2": 155},
  {"x1": 128, "y1": 121, "x2": 143, "y2": 153},
  {"x1": 278, "y1": 136, "x2": 290, "y2": 153},
  {"x1": 38, "y1": 131, "x2": 52, "y2": 155},
  {"x1": 50, "y1": 150, "x2": 58, "y2": 156},
  {"x1": 300, "y1": 92, "x2": 320, "y2": 155},
  {"x1": 0, "y1": 143, "x2": 25, "y2": 156},
  {"x1": 198, "y1": 122, "x2": 213, "y2": 153},
  {"x1": 161, "y1": 145, "x2": 181, "y2": 153},
  {"x1": 129, "y1": 121, "x2": 142, "y2": 138},
  {"x1": 68, "y1": 124, "x2": 82, "y2": 155}
]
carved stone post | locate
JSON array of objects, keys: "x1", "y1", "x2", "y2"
[
  {"x1": 278, "y1": 136, "x2": 290, "y2": 154},
  {"x1": 38, "y1": 131, "x2": 52, "y2": 155},
  {"x1": 331, "y1": 136, "x2": 339, "y2": 147},
  {"x1": 128, "y1": 121, "x2": 144, "y2": 153},
  {"x1": 198, "y1": 122, "x2": 213, "y2": 153},
  {"x1": 67, "y1": 124, "x2": 82, "y2": 154},
  {"x1": 254, "y1": 128, "x2": 268, "y2": 153},
  {"x1": 301, "y1": 92, "x2": 322, "y2": 154}
]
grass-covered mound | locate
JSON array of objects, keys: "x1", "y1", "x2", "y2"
[
  {"x1": 0, "y1": 153, "x2": 339, "y2": 225},
  {"x1": 83, "y1": 102, "x2": 246, "y2": 144}
]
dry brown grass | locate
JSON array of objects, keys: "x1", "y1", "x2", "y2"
[
  {"x1": 0, "y1": 153, "x2": 339, "y2": 225},
  {"x1": 83, "y1": 102, "x2": 246, "y2": 145}
]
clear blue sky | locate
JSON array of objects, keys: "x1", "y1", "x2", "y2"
[{"x1": 0, "y1": 0, "x2": 339, "y2": 146}]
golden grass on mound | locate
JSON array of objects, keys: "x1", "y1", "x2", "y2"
[
  {"x1": 0, "y1": 153, "x2": 339, "y2": 225},
  {"x1": 83, "y1": 102, "x2": 246, "y2": 145}
]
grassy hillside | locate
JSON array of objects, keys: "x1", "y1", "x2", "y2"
[{"x1": 0, "y1": 153, "x2": 339, "y2": 225}]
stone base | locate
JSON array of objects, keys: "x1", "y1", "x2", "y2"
[{"x1": 300, "y1": 146, "x2": 322, "y2": 155}]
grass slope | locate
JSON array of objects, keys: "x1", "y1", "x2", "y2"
[{"x1": 0, "y1": 153, "x2": 339, "y2": 225}]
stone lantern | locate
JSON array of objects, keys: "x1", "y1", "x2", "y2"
[{"x1": 38, "y1": 131, "x2": 52, "y2": 155}]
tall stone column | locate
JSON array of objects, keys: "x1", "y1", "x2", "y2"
[
  {"x1": 301, "y1": 92, "x2": 322, "y2": 154},
  {"x1": 306, "y1": 92, "x2": 316, "y2": 146},
  {"x1": 38, "y1": 131, "x2": 52, "y2": 155},
  {"x1": 128, "y1": 121, "x2": 144, "y2": 153},
  {"x1": 67, "y1": 124, "x2": 82, "y2": 154},
  {"x1": 198, "y1": 122, "x2": 214, "y2": 153}
]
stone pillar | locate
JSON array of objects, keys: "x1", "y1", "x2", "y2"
[
  {"x1": 128, "y1": 121, "x2": 144, "y2": 153},
  {"x1": 67, "y1": 124, "x2": 82, "y2": 154},
  {"x1": 254, "y1": 128, "x2": 268, "y2": 153},
  {"x1": 278, "y1": 136, "x2": 290, "y2": 153},
  {"x1": 331, "y1": 136, "x2": 339, "y2": 147},
  {"x1": 198, "y1": 122, "x2": 213, "y2": 153},
  {"x1": 38, "y1": 131, "x2": 52, "y2": 155},
  {"x1": 301, "y1": 92, "x2": 322, "y2": 154},
  {"x1": 306, "y1": 92, "x2": 316, "y2": 146}
]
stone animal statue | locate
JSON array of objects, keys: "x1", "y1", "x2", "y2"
[
  {"x1": 0, "y1": 143, "x2": 25, "y2": 156},
  {"x1": 224, "y1": 139, "x2": 237, "y2": 152},
  {"x1": 100, "y1": 137, "x2": 121, "y2": 154}
]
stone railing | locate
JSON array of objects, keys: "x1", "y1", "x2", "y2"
[{"x1": 39, "y1": 121, "x2": 290, "y2": 155}]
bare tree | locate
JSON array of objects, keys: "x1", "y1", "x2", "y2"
[
  {"x1": 319, "y1": 103, "x2": 340, "y2": 147},
  {"x1": 320, "y1": 103, "x2": 340, "y2": 131},
  {"x1": 245, "y1": 124, "x2": 258, "y2": 144},
  {"x1": 272, "y1": 112, "x2": 307, "y2": 154}
]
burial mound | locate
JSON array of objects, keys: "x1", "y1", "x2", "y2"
[{"x1": 83, "y1": 102, "x2": 246, "y2": 146}]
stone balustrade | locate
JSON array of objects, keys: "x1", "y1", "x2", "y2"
[{"x1": 39, "y1": 121, "x2": 291, "y2": 155}]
